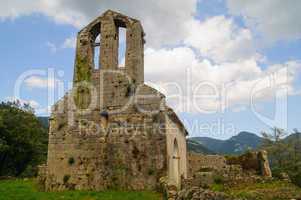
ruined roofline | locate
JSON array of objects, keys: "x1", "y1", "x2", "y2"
[
  {"x1": 78, "y1": 9, "x2": 145, "y2": 35},
  {"x1": 166, "y1": 107, "x2": 189, "y2": 136},
  {"x1": 73, "y1": 9, "x2": 145, "y2": 84}
]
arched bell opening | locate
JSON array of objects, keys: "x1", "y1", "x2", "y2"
[
  {"x1": 114, "y1": 19, "x2": 127, "y2": 68},
  {"x1": 90, "y1": 22, "x2": 101, "y2": 70}
]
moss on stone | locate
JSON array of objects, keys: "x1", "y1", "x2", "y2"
[
  {"x1": 73, "y1": 55, "x2": 93, "y2": 109},
  {"x1": 74, "y1": 55, "x2": 91, "y2": 83}
]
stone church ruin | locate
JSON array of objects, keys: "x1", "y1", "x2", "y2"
[{"x1": 39, "y1": 10, "x2": 188, "y2": 191}]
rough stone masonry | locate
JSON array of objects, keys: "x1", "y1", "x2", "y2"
[{"x1": 38, "y1": 10, "x2": 188, "y2": 191}]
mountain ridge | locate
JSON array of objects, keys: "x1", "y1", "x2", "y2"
[{"x1": 188, "y1": 131, "x2": 263, "y2": 155}]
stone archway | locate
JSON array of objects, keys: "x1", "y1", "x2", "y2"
[{"x1": 172, "y1": 138, "x2": 180, "y2": 188}]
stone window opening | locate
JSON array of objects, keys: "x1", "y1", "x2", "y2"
[
  {"x1": 118, "y1": 27, "x2": 126, "y2": 68},
  {"x1": 115, "y1": 19, "x2": 127, "y2": 68},
  {"x1": 90, "y1": 22, "x2": 101, "y2": 70},
  {"x1": 93, "y1": 34, "x2": 101, "y2": 70}
]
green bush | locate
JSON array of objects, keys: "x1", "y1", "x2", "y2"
[
  {"x1": 0, "y1": 101, "x2": 48, "y2": 177},
  {"x1": 271, "y1": 167, "x2": 283, "y2": 179},
  {"x1": 290, "y1": 170, "x2": 301, "y2": 187},
  {"x1": 213, "y1": 175, "x2": 224, "y2": 184},
  {"x1": 20, "y1": 165, "x2": 37, "y2": 178}
]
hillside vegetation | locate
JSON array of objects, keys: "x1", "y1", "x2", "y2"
[{"x1": 261, "y1": 128, "x2": 301, "y2": 187}]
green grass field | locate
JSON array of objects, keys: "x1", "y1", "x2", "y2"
[
  {"x1": 0, "y1": 179, "x2": 162, "y2": 200},
  {"x1": 212, "y1": 180, "x2": 301, "y2": 200}
]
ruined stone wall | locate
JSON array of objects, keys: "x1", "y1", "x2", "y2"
[
  {"x1": 46, "y1": 109, "x2": 168, "y2": 191},
  {"x1": 45, "y1": 79, "x2": 170, "y2": 191},
  {"x1": 225, "y1": 151, "x2": 272, "y2": 177},
  {"x1": 188, "y1": 153, "x2": 227, "y2": 177},
  {"x1": 188, "y1": 151, "x2": 272, "y2": 178}
]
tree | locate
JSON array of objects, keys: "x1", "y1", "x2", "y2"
[
  {"x1": 0, "y1": 101, "x2": 48, "y2": 177},
  {"x1": 261, "y1": 127, "x2": 301, "y2": 187},
  {"x1": 261, "y1": 127, "x2": 290, "y2": 168}
]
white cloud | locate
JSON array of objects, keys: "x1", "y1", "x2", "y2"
[
  {"x1": 184, "y1": 16, "x2": 259, "y2": 63},
  {"x1": 62, "y1": 36, "x2": 76, "y2": 49},
  {"x1": 145, "y1": 46, "x2": 301, "y2": 113},
  {"x1": 24, "y1": 76, "x2": 58, "y2": 89},
  {"x1": 45, "y1": 36, "x2": 76, "y2": 52},
  {"x1": 46, "y1": 42, "x2": 57, "y2": 53},
  {"x1": 0, "y1": 0, "x2": 197, "y2": 48},
  {"x1": 227, "y1": 0, "x2": 301, "y2": 43},
  {"x1": 5, "y1": 97, "x2": 40, "y2": 109},
  {"x1": 4, "y1": 97, "x2": 50, "y2": 115}
]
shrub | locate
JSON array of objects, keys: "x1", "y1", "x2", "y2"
[
  {"x1": 20, "y1": 165, "x2": 37, "y2": 178},
  {"x1": 213, "y1": 175, "x2": 225, "y2": 184},
  {"x1": 271, "y1": 167, "x2": 283, "y2": 179},
  {"x1": 290, "y1": 170, "x2": 301, "y2": 187}
]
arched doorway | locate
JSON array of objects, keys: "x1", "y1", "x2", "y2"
[{"x1": 172, "y1": 138, "x2": 180, "y2": 188}]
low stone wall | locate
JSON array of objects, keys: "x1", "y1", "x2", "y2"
[
  {"x1": 188, "y1": 153, "x2": 227, "y2": 177},
  {"x1": 225, "y1": 150, "x2": 272, "y2": 177},
  {"x1": 188, "y1": 150, "x2": 272, "y2": 179}
]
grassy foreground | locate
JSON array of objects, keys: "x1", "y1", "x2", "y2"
[
  {"x1": 0, "y1": 179, "x2": 162, "y2": 200},
  {"x1": 212, "y1": 180, "x2": 301, "y2": 200}
]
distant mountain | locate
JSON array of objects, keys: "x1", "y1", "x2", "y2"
[
  {"x1": 189, "y1": 131, "x2": 263, "y2": 155},
  {"x1": 187, "y1": 139, "x2": 215, "y2": 154},
  {"x1": 284, "y1": 132, "x2": 301, "y2": 143}
]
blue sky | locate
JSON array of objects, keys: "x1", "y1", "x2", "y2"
[{"x1": 0, "y1": 0, "x2": 300, "y2": 139}]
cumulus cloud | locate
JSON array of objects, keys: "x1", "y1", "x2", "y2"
[
  {"x1": 184, "y1": 16, "x2": 260, "y2": 63},
  {"x1": 45, "y1": 36, "x2": 76, "y2": 52},
  {"x1": 46, "y1": 41, "x2": 57, "y2": 53},
  {"x1": 62, "y1": 36, "x2": 76, "y2": 49},
  {"x1": 5, "y1": 97, "x2": 50, "y2": 115},
  {"x1": 5, "y1": 96, "x2": 40, "y2": 109},
  {"x1": 24, "y1": 76, "x2": 58, "y2": 89},
  {"x1": 227, "y1": 0, "x2": 301, "y2": 43},
  {"x1": 0, "y1": 0, "x2": 197, "y2": 48},
  {"x1": 144, "y1": 46, "x2": 301, "y2": 113}
]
